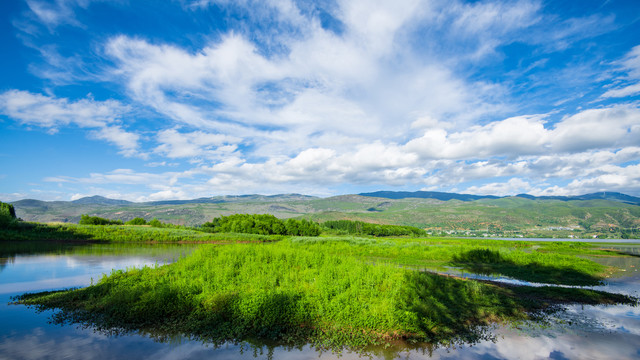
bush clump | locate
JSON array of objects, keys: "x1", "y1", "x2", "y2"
[
  {"x1": 202, "y1": 214, "x2": 320, "y2": 236},
  {"x1": 79, "y1": 214, "x2": 123, "y2": 225},
  {"x1": 322, "y1": 220, "x2": 426, "y2": 237},
  {"x1": 0, "y1": 201, "x2": 17, "y2": 227},
  {"x1": 125, "y1": 217, "x2": 147, "y2": 225}
]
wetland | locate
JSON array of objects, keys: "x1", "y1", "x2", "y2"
[{"x1": 1, "y1": 222, "x2": 640, "y2": 359}]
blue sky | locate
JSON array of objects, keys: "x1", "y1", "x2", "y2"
[{"x1": 1, "y1": 0, "x2": 639, "y2": 202}]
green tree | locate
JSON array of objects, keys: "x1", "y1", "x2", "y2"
[
  {"x1": 149, "y1": 218, "x2": 163, "y2": 228},
  {"x1": 125, "y1": 217, "x2": 147, "y2": 225}
]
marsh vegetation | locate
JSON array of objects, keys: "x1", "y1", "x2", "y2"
[{"x1": 7, "y1": 218, "x2": 638, "y2": 352}]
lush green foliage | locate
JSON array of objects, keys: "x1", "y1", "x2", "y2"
[
  {"x1": 202, "y1": 214, "x2": 320, "y2": 236},
  {"x1": 1, "y1": 220, "x2": 619, "y2": 285},
  {"x1": 0, "y1": 201, "x2": 16, "y2": 219},
  {"x1": 79, "y1": 214, "x2": 123, "y2": 225},
  {"x1": 322, "y1": 219, "x2": 426, "y2": 237},
  {"x1": 125, "y1": 217, "x2": 147, "y2": 225},
  {"x1": 17, "y1": 243, "x2": 636, "y2": 350},
  {"x1": 0, "y1": 201, "x2": 17, "y2": 227}
]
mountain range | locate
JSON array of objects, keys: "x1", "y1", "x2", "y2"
[
  {"x1": 8, "y1": 191, "x2": 640, "y2": 237},
  {"x1": 15, "y1": 190, "x2": 636, "y2": 207}
]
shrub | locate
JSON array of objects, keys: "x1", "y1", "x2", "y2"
[
  {"x1": 125, "y1": 217, "x2": 147, "y2": 225},
  {"x1": 0, "y1": 202, "x2": 16, "y2": 219},
  {"x1": 202, "y1": 214, "x2": 321, "y2": 236},
  {"x1": 322, "y1": 220, "x2": 426, "y2": 237},
  {"x1": 79, "y1": 214, "x2": 123, "y2": 225},
  {"x1": 0, "y1": 201, "x2": 17, "y2": 227}
]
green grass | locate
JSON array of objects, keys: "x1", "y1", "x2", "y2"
[
  {"x1": 3, "y1": 222, "x2": 627, "y2": 285},
  {"x1": 285, "y1": 237, "x2": 613, "y2": 285},
  {"x1": 16, "y1": 243, "x2": 636, "y2": 351},
  {"x1": 0, "y1": 222, "x2": 281, "y2": 243}
]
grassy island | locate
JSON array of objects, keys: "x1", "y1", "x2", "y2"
[{"x1": 14, "y1": 230, "x2": 639, "y2": 350}]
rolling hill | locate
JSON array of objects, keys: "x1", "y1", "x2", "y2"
[{"x1": 9, "y1": 191, "x2": 640, "y2": 238}]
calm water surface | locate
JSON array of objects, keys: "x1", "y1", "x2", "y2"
[{"x1": 1, "y1": 242, "x2": 639, "y2": 360}]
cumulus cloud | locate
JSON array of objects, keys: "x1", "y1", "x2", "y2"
[
  {"x1": 464, "y1": 178, "x2": 532, "y2": 196},
  {"x1": 155, "y1": 129, "x2": 239, "y2": 160},
  {"x1": 5, "y1": 0, "x2": 640, "y2": 199},
  {"x1": 101, "y1": 0, "x2": 520, "y2": 161},
  {"x1": 406, "y1": 105, "x2": 640, "y2": 160}
]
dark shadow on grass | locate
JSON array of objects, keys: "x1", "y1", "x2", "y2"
[
  {"x1": 450, "y1": 249, "x2": 603, "y2": 286},
  {"x1": 599, "y1": 249, "x2": 640, "y2": 258}
]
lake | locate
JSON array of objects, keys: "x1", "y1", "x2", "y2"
[{"x1": 1, "y1": 241, "x2": 639, "y2": 359}]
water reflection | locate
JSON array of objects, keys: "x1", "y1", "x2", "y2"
[{"x1": 1, "y1": 242, "x2": 640, "y2": 359}]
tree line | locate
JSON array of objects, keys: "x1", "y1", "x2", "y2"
[
  {"x1": 202, "y1": 214, "x2": 321, "y2": 236},
  {"x1": 322, "y1": 220, "x2": 426, "y2": 237},
  {"x1": 38, "y1": 212, "x2": 425, "y2": 238}
]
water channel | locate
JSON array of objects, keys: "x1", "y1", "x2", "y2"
[{"x1": 1, "y1": 241, "x2": 639, "y2": 359}]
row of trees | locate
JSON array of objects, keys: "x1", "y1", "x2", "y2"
[
  {"x1": 202, "y1": 214, "x2": 321, "y2": 236},
  {"x1": 78, "y1": 215, "x2": 171, "y2": 227},
  {"x1": 322, "y1": 220, "x2": 426, "y2": 237}
]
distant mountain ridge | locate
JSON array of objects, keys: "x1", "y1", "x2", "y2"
[
  {"x1": 358, "y1": 191, "x2": 640, "y2": 206},
  {"x1": 11, "y1": 191, "x2": 640, "y2": 206},
  {"x1": 358, "y1": 191, "x2": 500, "y2": 201},
  {"x1": 25, "y1": 193, "x2": 319, "y2": 206},
  {"x1": 71, "y1": 195, "x2": 133, "y2": 206},
  {"x1": 8, "y1": 191, "x2": 640, "y2": 235}
]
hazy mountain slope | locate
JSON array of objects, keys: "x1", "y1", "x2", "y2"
[
  {"x1": 9, "y1": 192, "x2": 640, "y2": 236},
  {"x1": 359, "y1": 190, "x2": 640, "y2": 206}
]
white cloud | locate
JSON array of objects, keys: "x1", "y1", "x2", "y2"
[
  {"x1": 601, "y1": 45, "x2": 640, "y2": 98},
  {"x1": 562, "y1": 164, "x2": 640, "y2": 195},
  {"x1": 464, "y1": 178, "x2": 532, "y2": 196},
  {"x1": 601, "y1": 83, "x2": 640, "y2": 98},
  {"x1": 89, "y1": 126, "x2": 144, "y2": 158},
  {"x1": 44, "y1": 168, "x2": 191, "y2": 186},
  {"x1": 26, "y1": 0, "x2": 81, "y2": 29},
  {"x1": 0, "y1": 90, "x2": 143, "y2": 157},
  {"x1": 101, "y1": 0, "x2": 517, "y2": 162},
  {"x1": 406, "y1": 104, "x2": 640, "y2": 161},
  {"x1": 406, "y1": 115, "x2": 549, "y2": 160},
  {"x1": 6, "y1": 0, "x2": 640, "y2": 199},
  {"x1": 155, "y1": 129, "x2": 239, "y2": 159},
  {"x1": 0, "y1": 90, "x2": 127, "y2": 129}
]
